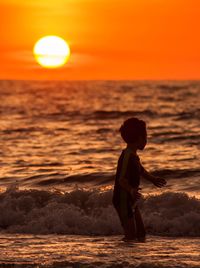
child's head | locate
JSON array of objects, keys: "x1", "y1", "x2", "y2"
[{"x1": 119, "y1": 117, "x2": 147, "y2": 150}]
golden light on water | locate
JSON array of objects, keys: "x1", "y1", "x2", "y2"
[{"x1": 33, "y1": 36, "x2": 71, "y2": 68}]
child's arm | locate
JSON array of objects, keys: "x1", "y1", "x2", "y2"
[{"x1": 141, "y1": 167, "x2": 166, "y2": 187}]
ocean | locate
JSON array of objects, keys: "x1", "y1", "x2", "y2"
[{"x1": 0, "y1": 80, "x2": 199, "y2": 267}]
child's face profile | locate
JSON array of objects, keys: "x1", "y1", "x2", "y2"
[{"x1": 137, "y1": 133, "x2": 147, "y2": 150}]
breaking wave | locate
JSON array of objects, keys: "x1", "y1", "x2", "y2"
[{"x1": 0, "y1": 185, "x2": 199, "y2": 237}]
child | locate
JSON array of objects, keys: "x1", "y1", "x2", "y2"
[{"x1": 112, "y1": 117, "x2": 166, "y2": 242}]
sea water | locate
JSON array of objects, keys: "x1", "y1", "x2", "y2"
[{"x1": 0, "y1": 80, "x2": 199, "y2": 267}]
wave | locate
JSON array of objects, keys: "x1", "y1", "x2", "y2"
[
  {"x1": 151, "y1": 133, "x2": 200, "y2": 145},
  {"x1": 175, "y1": 110, "x2": 200, "y2": 120},
  {"x1": 0, "y1": 263, "x2": 198, "y2": 268},
  {"x1": 1, "y1": 167, "x2": 199, "y2": 188},
  {"x1": 34, "y1": 109, "x2": 158, "y2": 121},
  {"x1": 92, "y1": 109, "x2": 157, "y2": 119},
  {"x1": 31, "y1": 168, "x2": 200, "y2": 185},
  {"x1": 0, "y1": 109, "x2": 159, "y2": 124},
  {"x1": 0, "y1": 185, "x2": 199, "y2": 237},
  {"x1": 2, "y1": 109, "x2": 199, "y2": 130},
  {"x1": 157, "y1": 84, "x2": 190, "y2": 90},
  {"x1": 0, "y1": 262, "x2": 198, "y2": 268},
  {"x1": 34, "y1": 172, "x2": 113, "y2": 186},
  {"x1": 151, "y1": 168, "x2": 200, "y2": 179}
]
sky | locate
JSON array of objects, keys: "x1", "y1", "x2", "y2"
[{"x1": 1, "y1": 0, "x2": 200, "y2": 80}]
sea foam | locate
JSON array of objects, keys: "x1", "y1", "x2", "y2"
[{"x1": 0, "y1": 185, "x2": 199, "y2": 237}]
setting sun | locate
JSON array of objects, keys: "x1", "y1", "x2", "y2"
[{"x1": 33, "y1": 36, "x2": 70, "y2": 69}]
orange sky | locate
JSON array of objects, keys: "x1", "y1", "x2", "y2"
[{"x1": 1, "y1": 0, "x2": 200, "y2": 80}]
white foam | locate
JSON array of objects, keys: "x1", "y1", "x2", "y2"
[{"x1": 0, "y1": 185, "x2": 199, "y2": 236}]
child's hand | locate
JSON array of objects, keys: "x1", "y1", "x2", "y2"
[
  {"x1": 152, "y1": 177, "x2": 166, "y2": 188},
  {"x1": 130, "y1": 187, "x2": 142, "y2": 201}
]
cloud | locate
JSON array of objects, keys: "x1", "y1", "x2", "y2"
[
  {"x1": 8, "y1": 50, "x2": 34, "y2": 62},
  {"x1": 5, "y1": 48, "x2": 96, "y2": 71}
]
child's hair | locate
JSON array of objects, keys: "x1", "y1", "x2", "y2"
[{"x1": 119, "y1": 117, "x2": 146, "y2": 143}]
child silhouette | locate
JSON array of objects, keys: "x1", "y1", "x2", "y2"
[{"x1": 112, "y1": 117, "x2": 166, "y2": 242}]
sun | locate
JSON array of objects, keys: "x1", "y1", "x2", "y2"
[{"x1": 33, "y1": 36, "x2": 71, "y2": 68}]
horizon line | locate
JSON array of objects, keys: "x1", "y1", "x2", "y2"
[{"x1": 1, "y1": 78, "x2": 200, "y2": 82}]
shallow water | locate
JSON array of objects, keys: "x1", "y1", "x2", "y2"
[{"x1": 0, "y1": 234, "x2": 200, "y2": 268}]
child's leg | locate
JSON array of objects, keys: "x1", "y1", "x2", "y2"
[
  {"x1": 115, "y1": 191, "x2": 138, "y2": 241},
  {"x1": 134, "y1": 206, "x2": 146, "y2": 241},
  {"x1": 123, "y1": 202, "x2": 137, "y2": 240},
  {"x1": 123, "y1": 216, "x2": 136, "y2": 240},
  {"x1": 114, "y1": 204, "x2": 137, "y2": 240}
]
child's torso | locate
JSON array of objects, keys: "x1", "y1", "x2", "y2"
[{"x1": 113, "y1": 148, "x2": 143, "y2": 205}]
